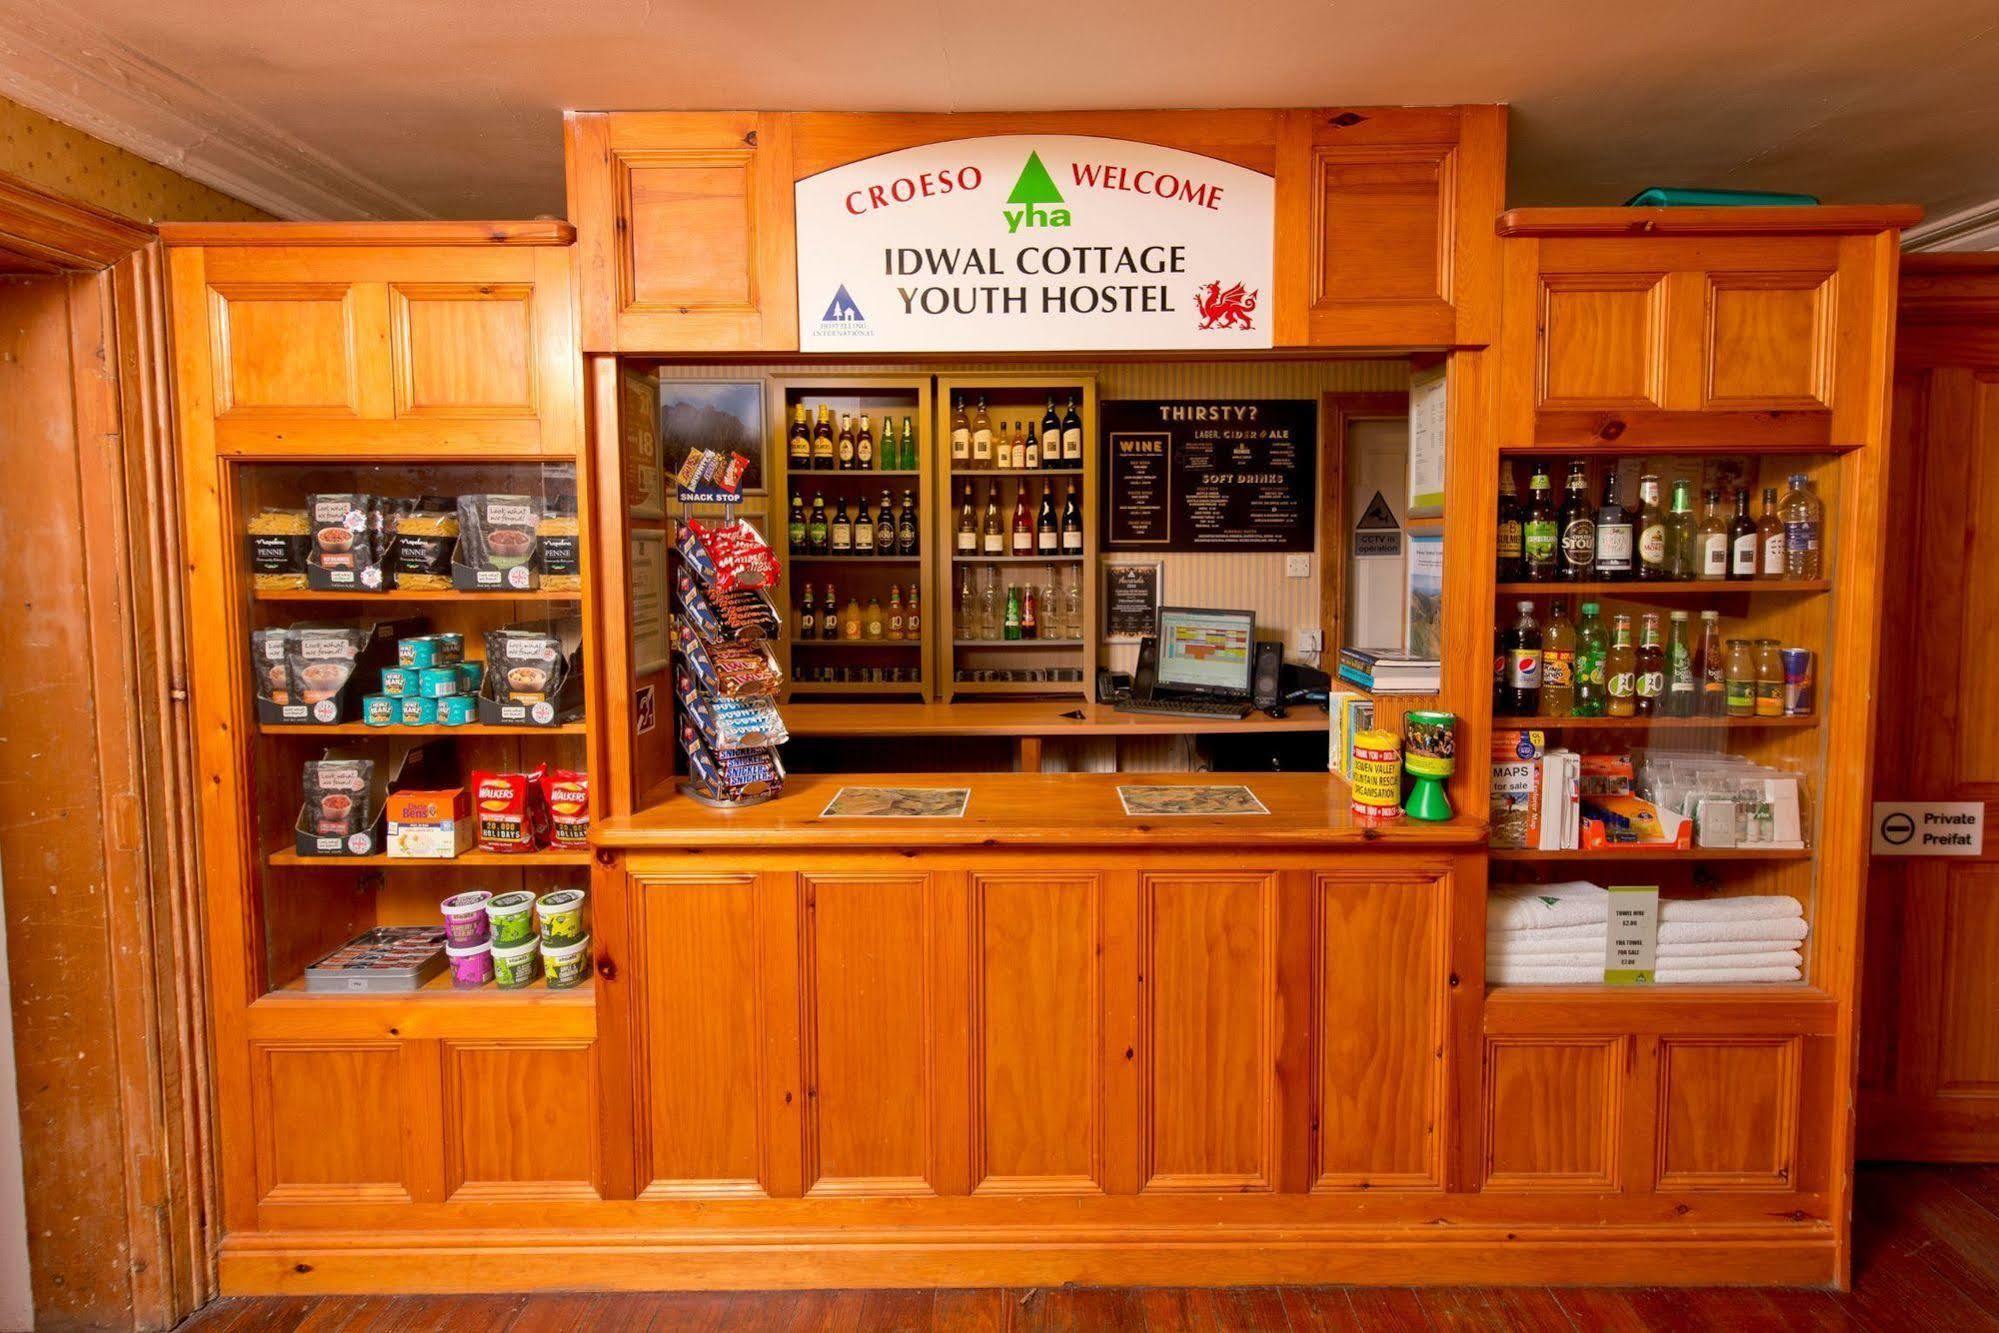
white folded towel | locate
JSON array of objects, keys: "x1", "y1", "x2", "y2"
[
  {"x1": 1487, "y1": 949, "x2": 1802, "y2": 972},
  {"x1": 1659, "y1": 917, "x2": 1809, "y2": 945},
  {"x1": 1657, "y1": 965, "x2": 1802, "y2": 983},
  {"x1": 1489, "y1": 936, "x2": 1805, "y2": 960},
  {"x1": 1489, "y1": 962, "x2": 1804, "y2": 985},
  {"x1": 1487, "y1": 922, "x2": 1606, "y2": 947},
  {"x1": 1486, "y1": 882, "x2": 1609, "y2": 931},
  {"x1": 1659, "y1": 896, "x2": 1804, "y2": 923}
]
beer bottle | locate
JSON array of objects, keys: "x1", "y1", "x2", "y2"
[
  {"x1": 1522, "y1": 465, "x2": 1559, "y2": 582},
  {"x1": 807, "y1": 493, "x2": 829, "y2": 554},
  {"x1": 1666, "y1": 479, "x2": 1696, "y2": 579},
  {"x1": 1635, "y1": 474, "x2": 1667, "y2": 580},
  {"x1": 900, "y1": 415, "x2": 918, "y2": 471},
  {"x1": 798, "y1": 582, "x2": 815, "y2": 639},
  {"x1": 874, "y1": 491, "x2": 896, "y2": 556},
  {"x1": 1605, "y1": 614, "x2": 1637, "y2": 717},
  {"x1": 1729, "y1": 487, "x2": 1758, "y2": 579},
  {"x1": 837, "y1": 412, "x2": 856, "y2": 470},
  {"x1": 1572, "y1": 602, "x2": 1607, "y2": 717},
  {"x1": 822, "y1": 584, "x2": 840, "y2": 640},
  {"x1": 897, "y1": 489, "x2": 919, "y2": 555},
  {"x1": 787, "y1": 489, "x2": 807, "y2": 552},
  {"x1": 1665, "y1": 610, "x2": 1696, "y2": 716},
  {"x1": 1495, "y1": 464, "x2": 1523, "y2": 582},
  {"x1": 812, "y1": 404, "x2": 836, "y2": 471},
  {"x1": 1502, "y1": 600, "x2": 1542, "y2": 715},
  {"x1": 787, "y1": 403, "x2": 811, "y2": 470},
  {"x1": 856, "y1": 413, "x2": 875, "y2": 469},
  {"x1": 830, "y1": 497, "x2": 852, "y2": 554},
  {"x1": 1540, "y1": 598, "x2": 1576, "y2": 716},
  {"x1": 886, "y1": 585, "x2": 904, "y2": 640},
  {"x1": 1558, "y1": 461, "x2": 1594, "y2": 581},
  {"x1": 1594, "y1": 473, "x2": 1634, "y2": 581},
  {"x1": 852, "y1": 496, "x2": 874, "y2": 554}
]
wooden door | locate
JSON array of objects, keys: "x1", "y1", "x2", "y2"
[{"x1": 1861, "y1": 325, "x2": 1999, "y2": 1159}]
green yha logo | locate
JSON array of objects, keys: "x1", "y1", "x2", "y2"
[{"x1": 1003, "y1": 151, "x2": 1071, "y2": 233}]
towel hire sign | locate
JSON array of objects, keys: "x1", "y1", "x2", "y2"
[{"x1": 795, "y1": 135, "x2": 1274, "y2": 352}]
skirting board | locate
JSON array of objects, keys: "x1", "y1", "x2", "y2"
[{"x1": 220, "y1": 1229, "x2": 1841, "y2": 1293}]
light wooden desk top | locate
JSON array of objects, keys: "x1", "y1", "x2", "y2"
[
  {"x1": 781, "y1": 699, "x2": 1330, "y2": 738},
  {"x1": 596, "y1": 772, "x2": 1482, "y2": 851}
]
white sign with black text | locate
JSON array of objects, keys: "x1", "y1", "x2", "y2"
[
  {"x1": 1872, "y1": 801, "x2": 1985, "y2": 856},
  {"x1": 795, "y1": 135, "x2": 1274, "y2": 352}
]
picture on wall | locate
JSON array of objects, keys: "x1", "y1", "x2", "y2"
[{"x1": 659, "y1": 380, "x2": 767, "y2": 494}]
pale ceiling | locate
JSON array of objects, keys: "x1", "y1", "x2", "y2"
[{"x1": 2, "y1": 0, "x2": 1996, "y2": 234}]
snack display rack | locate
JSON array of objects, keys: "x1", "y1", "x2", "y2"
[{"x1": 671, "y1": 500, "x2": 789, "y2": 806}]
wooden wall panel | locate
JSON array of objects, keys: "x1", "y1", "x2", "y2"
[
  {"x1": 1538, "y1": 274, "x2": 1666, "y2": 408},
  {"x1": 1936, "y1": 871, "x2": 1999, "y2": 1092},
  {"x1": 1139, "y1": 871, "x2": 1277, "y2": 1192},
  {"x1": 251, "y1": 1043, "x2": 408, "y2": 1202},
  {"x1": 442, "y1": 1041, "x2": 601, "y2": 1199},
  {"x1": 390, "y1": 282, "x2": 537, "y2": 417},
  {"x1": 635, "y1": 876, "x2": 767, "y2": 1195},
  {"x1": 1704, "y1": 273, "x2": 1834, "y2": 408},
  {"x1": 1314, "y1": 874, "x2": 1448, "y2": 1190},
  {"x1": 801, "y1": 874, "x2": 937, "y2": 1195},
  {"x1": 1481, "y1": 1038, "x2": 1622, "y2": 1192},
  {"x1": 970, "y1": 873, "x2": 1103, "y2": 1194},
  {"x1": 1656, "y1": 1038, "x2": 1801, "y2": 1191},
  {"x1": 210, "y1": 282, "x2": 362, "y2": 416}
]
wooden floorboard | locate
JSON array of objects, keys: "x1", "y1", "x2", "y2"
[{"x1": 176, "y1": 1165, "x2": 1999, "y2": 1333}]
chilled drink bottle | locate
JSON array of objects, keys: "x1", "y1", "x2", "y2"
[
  {"x1": 1635, "y1": 475, "x2": 1667, "y2": 581},
  {"x1": 1558, "y1": 462, "x2": 1594, "y2": 581},
  {"x1": 1697, "y1": 609, "x2": 1726, "y2": 716},
  {"x1": 1595, "y1": 473, "x2": 1634, "y2": 581},
  {"x1": 1634, "y1": 612, "x2": 1665, "y2": 716},
  {"x1": 1540, "y1": 599, "x2": 1576, "y2": 716},
  {"x1": 1666, "y1": 479, "x2": 1696, "y2": 578},
  {"x1": 1665, "y1": 610, "x2": 1696, "y2": 717},
  {"x1": 1781, "y1": 472, "x2": 1823, "y2": 578},
  {"x1": 1495, "y1": 465, "x2": 1523, "y2": 581},
  {"x1": 1606, "y1": 614, "x2": 1637, "y2": 717},
  {"x1": 1696, "y1": 487, "x2": 1728, "y2": 580},
  {"x1": 1522, "y1": 466, "x2": 1559, "y2": 582},
  {"x1": 1572, "y1": 602, "x2": 1607, "y2": 717},
  {"x1": 1502, "y1": 601, "x2": 1542, "y2": 715}
]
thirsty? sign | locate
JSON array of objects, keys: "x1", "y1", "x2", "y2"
[
  {"x1": 795, "y1": 135, "x2": 1274, "y2": 353},
  {"x1": 1871, "y1": 801, "x2": 1985, "y2": 856}
]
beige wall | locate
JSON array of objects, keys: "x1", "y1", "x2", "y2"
[{"x1": 0, "y1": 95, "x2": 267, "y2": 223}]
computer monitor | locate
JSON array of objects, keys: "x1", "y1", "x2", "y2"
[{"x1": 1153, "y1": 606, "x2": 1256, "y2": 698}]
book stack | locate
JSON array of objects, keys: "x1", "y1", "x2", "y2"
[{"x1": 1336, "y1": 645, "x2": 1441, "y2": 694}]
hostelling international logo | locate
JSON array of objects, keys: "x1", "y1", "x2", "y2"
[{"x1": 816, "y1": 282, "x2": 870, "y2": 337}]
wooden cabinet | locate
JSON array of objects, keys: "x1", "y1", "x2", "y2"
[
  {"x1": 566, "y1": 112, "x2": 797, "y2": 354},
  {"x1": 1496, "y1": 208, "x2": 1918, "y2": 449},
  {"x1": 564, "y1": 109, "x2": 1506, "y2": 353},
  {"x1": 162, "y1": 222, "x2": 578, "y2": 456}
]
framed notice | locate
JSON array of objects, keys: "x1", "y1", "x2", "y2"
[
  {"x1": 622, "y1": 367, "x2": 664, "y2": 519},
  {"x1": 1101, "y1": 400, "x2": 1315, "y2": 551},
  {"x1": 1104, "y1": 561, "x2": 1162, "y2": 641},
  {"x1": 629, "y1": 528, "x2": 669, "y2": 676},
  {"x1": 1407, "y1": 363, "x2": 1446, "y2": 518}
]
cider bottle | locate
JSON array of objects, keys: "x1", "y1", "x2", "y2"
[
  {"x1": 1539, "y1": 598, "x2": 1576, "y2": 716},
  {"x1": 1665, "y1": 610, "x2": 1696, "y2": 717},
  {"x1": 1522, "y1": 465, "x2": 1559, "y2": 582},
  {"x1": 1634, "y1": 612, "x2": 1665, "y2": 716},
  {"x1": 1495, "y1": 465, "x2": 1523, "y2": 582},
  {"x1": 1605, "y1": 614, "x2": 1637, "y2": 717}
]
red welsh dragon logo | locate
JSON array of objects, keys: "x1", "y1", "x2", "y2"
[{"x1": 1195, "y1": 280, "x2": 1258, "y2": 331}]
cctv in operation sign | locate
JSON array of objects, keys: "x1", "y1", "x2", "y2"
[{"x1": 794, "y1": 135, "x2": 1274, "y2": 353}]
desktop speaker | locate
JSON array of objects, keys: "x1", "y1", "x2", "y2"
[
  {"x1": 1132, "y1": 635, "x2": 1159, "y2": 702},
  {"x1": 1253, "y1": 640, "x2": 1284, "y2": 709}
]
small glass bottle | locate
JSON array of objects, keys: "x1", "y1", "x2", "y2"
[
  {"x1": 1725, "y1": 638, "x2": 1756, "y2": 717},
  {"x1": 1754, "y1": 639, "x2": 1785, "y2": 718}
]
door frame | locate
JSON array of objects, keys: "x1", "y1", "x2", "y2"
[{"x1": 0, "y1": 174, "x2": 211, "y2": 1328}]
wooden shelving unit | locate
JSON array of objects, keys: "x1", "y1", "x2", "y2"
[
  {"x1": 270, "y1": 848, "x2": 595, "y2": 869},
  {"x1": 935, "y1": 373, "x2": 1098, "y2": 701},
  {"x1": 769, "y1": 374, "x2": 937, "y2": 701}
]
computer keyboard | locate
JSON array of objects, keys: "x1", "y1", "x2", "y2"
[{"x1": 1113, "y1": 696, "x2": 1252, "y2": 719}]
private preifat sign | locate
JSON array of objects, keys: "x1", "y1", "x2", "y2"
[{"x1": 795, "y1": 135, "x2": 1274, "y2": 352}]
